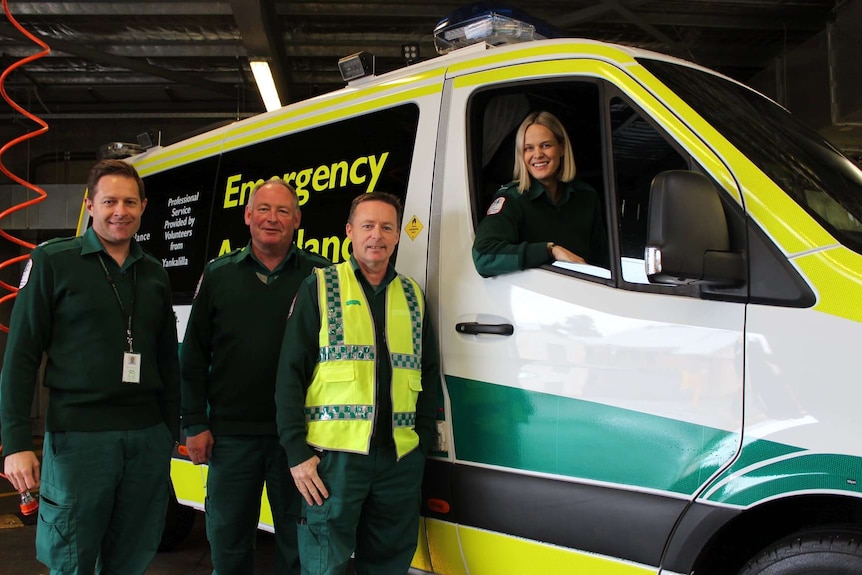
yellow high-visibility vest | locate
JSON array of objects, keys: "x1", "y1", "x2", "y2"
[{"x1": 306, "y1": 261, "x2": 424, "y2": 459}]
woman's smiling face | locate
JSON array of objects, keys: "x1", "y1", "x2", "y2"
[{"x1": 523, "y1": 123, "x2": 562, "y2": 187}]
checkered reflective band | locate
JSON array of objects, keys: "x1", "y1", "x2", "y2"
[
  {"x1": 324, "y1": 266, "x2": 344, "y2": 347},
  {"x1": 393, "y1": 411, "x2": 416, "y2": 427},
  {"x1": 390, "y1": 353, "x2": 421, "y2": 370},
  {"x1": 397, "y1": 275, "x2": 422, "y2": 357},
  {"x1": 318, "y1": 345, "x2": 375, "y2": 362},
  {"x1": 306, "y1": 404, "x2": 374, "y2": 422}
]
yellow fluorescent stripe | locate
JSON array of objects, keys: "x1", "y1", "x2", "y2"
[
  {"x1": 411, "y1": 518, "x2": 435, "y2": 573},
  {"x1": 225, "y1": 84, "x2": 441, "y2": 151},
  {"x1": 454, "y1": 59, "x2": 738, "y2": 203},
  {"x1": 133, "y1": 78, "x2": 443, "y2": 177},
  {"x1": 446, "y1": 41, "x2": 636, "y2": 75},
  {"x1": 625, "y1": 65, "x2": 834, "y2": 254},
  {"x1": 258, "y1": 484, "x2": 274, "y2": 527},
  {"x1": 170, "y1": 459, "x2": 207, "y2": 507},
  {"x1": 741, "y1": 177, "x2": 836, "y2": 253},
  {"x1": 133, "y1": 139, "x2": 226, "y2": 177},
  {"x1": 224, "y1": 69, "x2": 444, "y2": 143},
  {"x1": 424, "y1": 519, "x2": 469, "y2": 575},
  {"x1": 455, "y1": 524, "x2": 654, "y2": 575},
  {"x1": 795, "y1": 247, "x2": 862, "y2": 322},
  {"x1": 170, "y1": 459, "x2": 275, "y2": 527}
]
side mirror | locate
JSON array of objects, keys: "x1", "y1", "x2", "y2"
[{"x1": 645, "y1": 170, "x2": 744, "y2": 286}]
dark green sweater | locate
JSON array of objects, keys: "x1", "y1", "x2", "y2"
[
  {"x1": 180, "y1": 243, "x2": 330, "y2": 436},
  {"x1": 0, "y1": 227, "x2": 180, "y2": 455},
  {"x1": 472, "y1": 178, "x2": 609, "y2": 277},
  {"x1": 276, "y1": 256, "x2": 441, "y2": 467}
]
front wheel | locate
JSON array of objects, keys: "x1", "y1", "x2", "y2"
[{"x1": 738, "y1": 530, "x2": 862, "y2": 574}]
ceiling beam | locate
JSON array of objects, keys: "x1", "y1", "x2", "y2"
[
  {"x1": 229, "y1": 0, "x2": 293, "y2": 104},
  {"x1": 607, "y1": 0, "x2": 679, "y2": 49},
  {"x1": 0, "y1": 22, "x2": 244, "y2": 99},
  {"x1": 4, "y1": 2, "x2": 233, "y2": 16},
  {"x1": 553, "y1": 0, "x2": 651, "y2": 27}
]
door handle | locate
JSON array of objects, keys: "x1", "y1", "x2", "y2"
[{"x1": 455, "y1": 322, "x2": 514, "y2": 336}]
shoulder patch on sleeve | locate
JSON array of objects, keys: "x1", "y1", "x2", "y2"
[
  {"x1": 486, "y1": 196, "x2": 506, "y2": 216},
  {"x1": 18, "y1": 259, "x2": 32, "y2": 290},
  {"x1": 287, "y1": 292, "x2": 299, "y2": 320},
  {"x1": 193, "y1": 273, "x2": 204, "y2": 300}
]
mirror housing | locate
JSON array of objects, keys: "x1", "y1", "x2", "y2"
[{"x1": 645, "y1": 170, "x2": 745, "y2": 286}]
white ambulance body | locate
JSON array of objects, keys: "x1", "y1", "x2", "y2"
[{"x1": 113, "y1": 12, "x2": 862, "y2": 574}]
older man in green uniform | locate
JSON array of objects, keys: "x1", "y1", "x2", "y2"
[
  {"x1": 181, "y1": 178, "x2": 329, "y2": 575},
  {"x1": 0, "y1": 159, "x2": 180, "y2": 575},
  {"x1": 276, "y1": 191, "x2": 440, "y2": 575}
]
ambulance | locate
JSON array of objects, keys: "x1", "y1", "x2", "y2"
[{"x1": 98, "y1": 6, "x2": 862, "y2": 574}]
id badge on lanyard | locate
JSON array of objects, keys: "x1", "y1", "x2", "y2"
[{"x1": 99, "y1": 254, "x2": 142, "y2": 384}]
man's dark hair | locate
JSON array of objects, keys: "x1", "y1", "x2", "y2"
[
  {"x1": 87, "y1": 159, "x2": 146, "y2": 201},
  {"x1": 347, "y1": 192, "x2": 403, "y2": 227}
]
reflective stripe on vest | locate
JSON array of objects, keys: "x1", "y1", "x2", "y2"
[{"x1": 306, "y1": 261, "x2": 423, "y2": 458}]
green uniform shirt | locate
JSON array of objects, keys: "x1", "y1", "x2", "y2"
[
  {"x1": 181, "y1": 242, "x2": 330, "y2": 436},
  {"x1": 0, "y1": 227, "x2": 180, "y2": 455},
  {"x1": 472, "y1": 178, "x2": 609, "y2": 277},
  {"x1": 276, "y1": 256, "x2": 441, "y2": 467}
]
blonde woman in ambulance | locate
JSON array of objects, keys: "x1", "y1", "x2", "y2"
[{"x1": 472, "y1": 110, "x2": 608, "y2": 277}]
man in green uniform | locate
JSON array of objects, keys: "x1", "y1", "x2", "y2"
[
  {"x1": 0, "y1": 159, "x2": 180, "y2": 574},
  {"x1": 276, "y1": 191, "x2": 440, "y2": 575},
  {"x1": 181, "y1": 178, "x2": 329, "y2": 575}
]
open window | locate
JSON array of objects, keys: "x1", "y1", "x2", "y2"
[{"x1": 468, "y1": 81, "x2": 610, "y2": 279}]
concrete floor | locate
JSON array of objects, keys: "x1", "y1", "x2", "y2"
[{"x1": 0, "y1": 480, "x2": 277, "y2": 574}]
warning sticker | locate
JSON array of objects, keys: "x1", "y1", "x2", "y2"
[{"x1": 404, "y1": 215, "x2": 424, "y2": 241}]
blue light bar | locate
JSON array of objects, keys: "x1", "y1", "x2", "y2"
[{"x1": 433, "y1": 2, "x2": 562, "y2": 55}]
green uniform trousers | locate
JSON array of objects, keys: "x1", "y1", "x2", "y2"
[
  {"x1": 299, "y1": 445, "x2": 425, "y2": 575},
  {"x1": 36, "y1": 423, "x2": 173, "y2": 575},
  {"x1": 205, "y1": 435, "x2": 301, "y2": 575}
]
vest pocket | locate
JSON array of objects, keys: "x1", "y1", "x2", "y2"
[
  {"x1": 314, "y1": 364, "x2": 359, "y2": 406},
  {"x1": 408, "y1": 375, "x2": 423, "y2": 392},
  {"x1": 35, "y1": 482, "x2": 77, "y2": 572}
]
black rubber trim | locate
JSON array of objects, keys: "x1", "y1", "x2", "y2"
[{"x1": 421, "y1": 460, "x2": 690, "y2": 567}]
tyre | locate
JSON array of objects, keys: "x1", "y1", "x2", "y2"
[
  {"x1": 158, "y1": 483, "x2": 197, "y2": 551},
  {"x1": 738, "y1": 530, "x2": 862, "y2": 574}
]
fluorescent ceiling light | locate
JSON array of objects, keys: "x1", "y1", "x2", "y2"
[{"x1": 250, "y1": 60, "x2": 282, "y2": 112}]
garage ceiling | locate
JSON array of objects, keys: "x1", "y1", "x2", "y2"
[{"x1": 0, "y1": 1, "x2": 853, "y2": 147}]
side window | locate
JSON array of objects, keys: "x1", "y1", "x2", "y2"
[
  {"x1": 609, "y1": 96, "x2": 689, "y2": 284},
  {"x1": 468, "y1": 82, "x2": 610, "y2": 279}
]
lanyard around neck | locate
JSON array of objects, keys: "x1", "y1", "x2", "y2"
[{"x1": 97, "y1": 253, "x2": 136, "y2": 352}]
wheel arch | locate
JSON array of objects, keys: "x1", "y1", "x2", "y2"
[{"x1": 667, "y1": 494, "x2": 862, "y2": 575}]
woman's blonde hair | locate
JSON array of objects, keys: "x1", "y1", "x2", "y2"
[{"x1": 512, "y1": 111, "x2": 576, "y2": 192}]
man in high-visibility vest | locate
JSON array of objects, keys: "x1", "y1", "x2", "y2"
[{"x1": 276, "y1": 191, "x2": 440, "y2": 575}]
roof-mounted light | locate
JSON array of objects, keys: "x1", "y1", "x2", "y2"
[
  {"x1": 433, "y1": 3, "x2": 558, "y2": 55},
  {"x1": 338, "y1": 51, "x2": 375, "y2": 83},
  {"x1": 97, "y1": 142, "x2": 144, "y2": 160}
]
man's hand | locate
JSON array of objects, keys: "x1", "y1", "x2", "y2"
[
  {"x1": 3, "y1": 451, "x2": 40, "y2": 493},
  {"x1": 186, "y1": 430, "x2": 214, "y2": 465},
  {"x1": 551, "y1": 244, "x2": 586, "y2": 264},
  {"x1": 290, "y1": 455, "x2": 329, "y2": 506}
]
